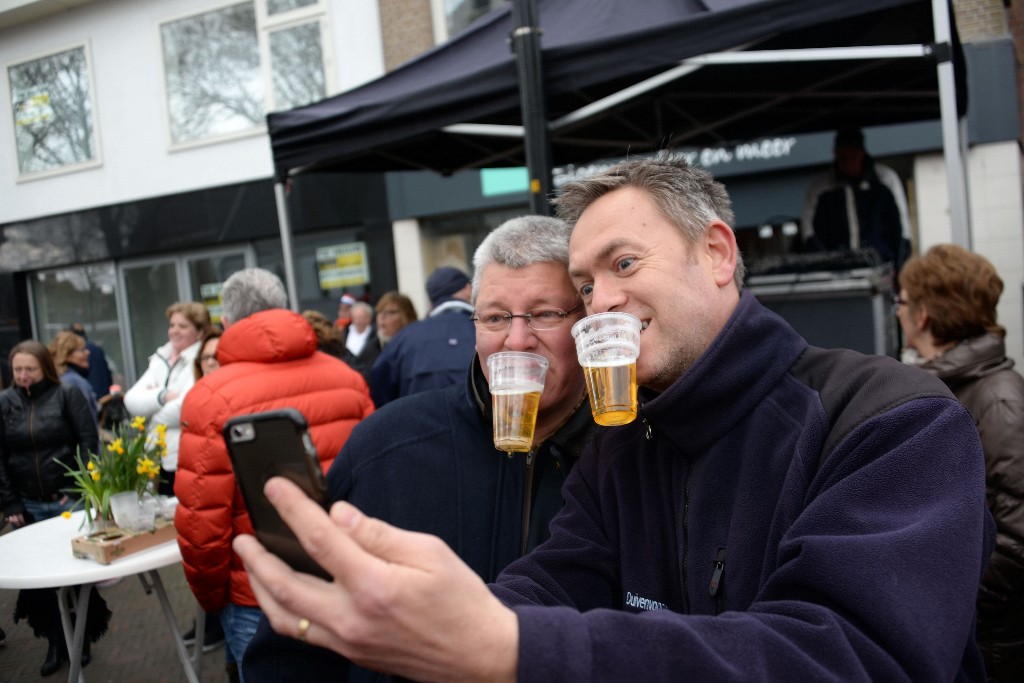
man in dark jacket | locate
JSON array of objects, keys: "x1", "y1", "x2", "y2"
[
  {"x1": 801, "y1": 126, "x2": 912, "y2": 268},
  {"x1": 235, "y1": 157, "x2": 993, "y2": 682},
  {"x1": 369, "y1": 266, "x2": 476, "y2": 406},
  {"x1": 242, "y1": 215, "x2": 594, "y2": 681}
]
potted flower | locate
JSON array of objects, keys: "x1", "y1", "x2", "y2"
[{"x1": 62, "y1": 415, "x2": 165, "y2": 529}]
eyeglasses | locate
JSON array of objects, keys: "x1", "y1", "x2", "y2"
[
  {"x1": 890, "y1": 292, "x2": 908, "y2": 307},
  {"x1": 378, "y1": 309, "x2": 402, "y2": 317},
  {"x1": 472, "y1": 304, "x2": 583, "y2": 332}
]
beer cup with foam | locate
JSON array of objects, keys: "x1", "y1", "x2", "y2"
[
  {"x1": 486, "y1": 351, "x2": 549, "y2": 453},
  {"x1": 571, "y1": 312, "x2": 641, "y2": 426}
]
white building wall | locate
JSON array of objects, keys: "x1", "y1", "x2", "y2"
[
  {"x1": 914, "y1": 141, "x2": 1024, "y2": 368},
  {"x1": 0, "y1": 0, "x2": 384, "y2": 225},
  {"x1": 391, "y1": 217, "x2": 428, "y2": 319}
]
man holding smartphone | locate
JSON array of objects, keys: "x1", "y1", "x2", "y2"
[
  {"x1": 242, "y1": 216, "x2": 596, "y2": 681},
  {"x1": 236, "y1": 157, "x2": 991, "y2": 682},
  {"x1": 175, "y1": 268, "x2": 374, "y2": 682}
]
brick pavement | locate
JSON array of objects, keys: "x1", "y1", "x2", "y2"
[{"x1": 0, "y1": 525, "x2": 231, "y2": 683}]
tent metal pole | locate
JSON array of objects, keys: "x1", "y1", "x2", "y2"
[
  {"x1": 274, "y1": 179, "x2": 300, "y2": 311},
  {"x1": 933, "y1": 0, "x2": 971, "y2": 248},
  {"x1": 511, "y1": 0, "x2": 553, "y2": 215}
]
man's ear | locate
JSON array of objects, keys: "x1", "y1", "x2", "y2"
[
  {"x1": 220, "y1": 315, "x2": 232, "y2": 330},
  {"x1": 705, "y1": 220, "x2": 738, "y2": 288}
]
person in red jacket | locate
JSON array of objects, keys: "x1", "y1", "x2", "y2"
[{"x1": 175, "y1": 267, "x2": 373, "y2": 681}]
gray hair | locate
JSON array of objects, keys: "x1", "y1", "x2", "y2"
[
  {"x1": 552, "y1": 155, "x2": 745, "y2": 288},
  {"x1": 350, "y1": 301, "x2": 374, "y2": 318},
  {"x1": 221, "y1": 268, "x2": 288, "y2": 323},
  {"x1": 471, "y1": 215, "x2": 572, "y2": 303}
]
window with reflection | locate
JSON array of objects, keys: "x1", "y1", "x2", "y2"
[
  {"x1": 159, "y1": 0, "x2": 328, "y2": 146},
  {"x1": 270, "y1": 21, "x2": 325, "y2": 111},
  {"x1": 6, "y1": 43, "x2": 100, "y2": 178}
]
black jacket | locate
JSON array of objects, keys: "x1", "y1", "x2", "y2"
[
  {"x1": 0, "y1": 379, "x2": 99, "y2": 515},
  {"x1": 922, "y1": 333, "x2": 1024, "y2": 681}
]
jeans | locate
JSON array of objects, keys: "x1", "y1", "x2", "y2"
[
  {"x1": 220, "y1": 602, "x2": 263, "y2": 681},
  {"x1": 21, "y1": 496, "x2": 76, "y2": 524}
]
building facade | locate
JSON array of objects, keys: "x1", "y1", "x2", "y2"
[{"x1": 2, "y1": 0, "x2": 1022, "y2": 386}]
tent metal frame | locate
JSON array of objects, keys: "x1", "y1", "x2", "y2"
[{"x1": 274, "y1": 0, "x2": 967, "y2": 309}]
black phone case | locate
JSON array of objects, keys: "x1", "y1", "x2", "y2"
[{"x1": 223, "y1": 408, "x2": 331, "y2": 580}]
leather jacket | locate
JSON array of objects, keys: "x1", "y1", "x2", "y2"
[
  {"x1": 0, "y1": 379, "x2": 99, "y2": 516},
  {"x1": 921, "y1": 333, "x2": 1024, "y2": 679}
]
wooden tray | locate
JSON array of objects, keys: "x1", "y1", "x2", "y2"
[{"x1": 71, "y1": 518, "x2": 176, "y2": 564}]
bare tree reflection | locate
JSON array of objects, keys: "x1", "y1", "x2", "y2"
[
  {"x1": 270, "y1": 22, "x2": 325, "y2": 111},
  {"x1": 9, "y1": 46, "x2": 96, "y2": 175},
  {"x1": 161, "y1": 2, "x2": 264, "y2": 144}
]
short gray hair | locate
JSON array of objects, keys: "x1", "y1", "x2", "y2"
[
  {"x1": 552, "y1": 155, "x2": 745, "y2": 288},
  {"x1": 221, "y1": 268, "x2": 288, "y2": 323},
  {"x1": 471, "y1": 215, "x2": 572, "y2": 303},
  {"x1": 350, "y1": 301, "x2": 373, "y2": 318}
]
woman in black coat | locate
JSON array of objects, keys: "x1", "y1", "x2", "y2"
[{"x1": 0, "y1": 340, "x2": 109, "y2": 677}]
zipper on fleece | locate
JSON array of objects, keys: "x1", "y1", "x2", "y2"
[
  {"x1": 709, "y1": 547, "x2": 726, "y2": 615},
  {"x1": 519, "y1": 449, "x2": 536, "y2": 557},
  {"x1": 680, "y1": 465, "x2": 692, "y2": 613}
]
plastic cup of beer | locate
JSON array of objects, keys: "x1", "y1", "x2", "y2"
[
  {"x1": 571, "y1": 312, "x2": 641, "y2": 426},
  {"x1": 486, "y1": 351, "x2": 549, "y2": 453}
]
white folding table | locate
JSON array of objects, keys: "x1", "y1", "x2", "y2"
[{"x1": 0, "y1": 509, "x2": 201, "y2": 683}]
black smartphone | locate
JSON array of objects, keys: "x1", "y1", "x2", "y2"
[{"x1": 223, "y1": 408, "x2": 331, "y2": 580}]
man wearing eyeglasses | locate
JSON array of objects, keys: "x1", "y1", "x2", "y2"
[{"x1": 242, "y1": 214, "x2": 596, "y2": 682}]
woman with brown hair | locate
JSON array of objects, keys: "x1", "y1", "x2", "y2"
[
  {"x1": 193, "y1": 327, "x2": 223, "y2": 382},
  {"x1": 374, "y1": 291, "x2": 417, "y2": 345},
  {"x1": 124, "y1": 301, "x2": 211, "y2": 496},
  {"x1": 301, "y1": 310, "x2": 347, "y2": 359},
  {"x1": 0, "y1": 340, "x2": 108, "y2": 675},
  {"x1": 897, "y1": 244, "x2": 1024, "y2": 681},
  {"x1": 49, "y1": 329, "x2": 99, "y2": 428}
]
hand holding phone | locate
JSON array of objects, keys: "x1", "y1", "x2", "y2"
[{"x1": 224, "y1": 408, "x2": 331, "y2": 580}]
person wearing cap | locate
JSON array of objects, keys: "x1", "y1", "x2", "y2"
[
  {"x1": 368, "y1": 266, "x2": 475, "y2": 406},
  {"x1": 334, "y1": 293, "x2": 357, "y2": 329},
  {"x1": 800, "y1": 126, "x2": 911, "y2": 269}
]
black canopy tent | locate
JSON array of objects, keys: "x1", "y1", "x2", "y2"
[{"x1": 267, "y1": 0, "x2": 966, "y2": 307}]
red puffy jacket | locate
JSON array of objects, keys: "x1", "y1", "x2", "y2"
[{"x1": 174, "y1": 309, "x2": 374, "y2": 612}]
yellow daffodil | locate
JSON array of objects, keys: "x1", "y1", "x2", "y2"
[
  {"x1": 63, "y1": 418, "x2": 167, "y2": 524},
  {"x1": 61, "y1": 511, "x2": 72, "y2": 519}
]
